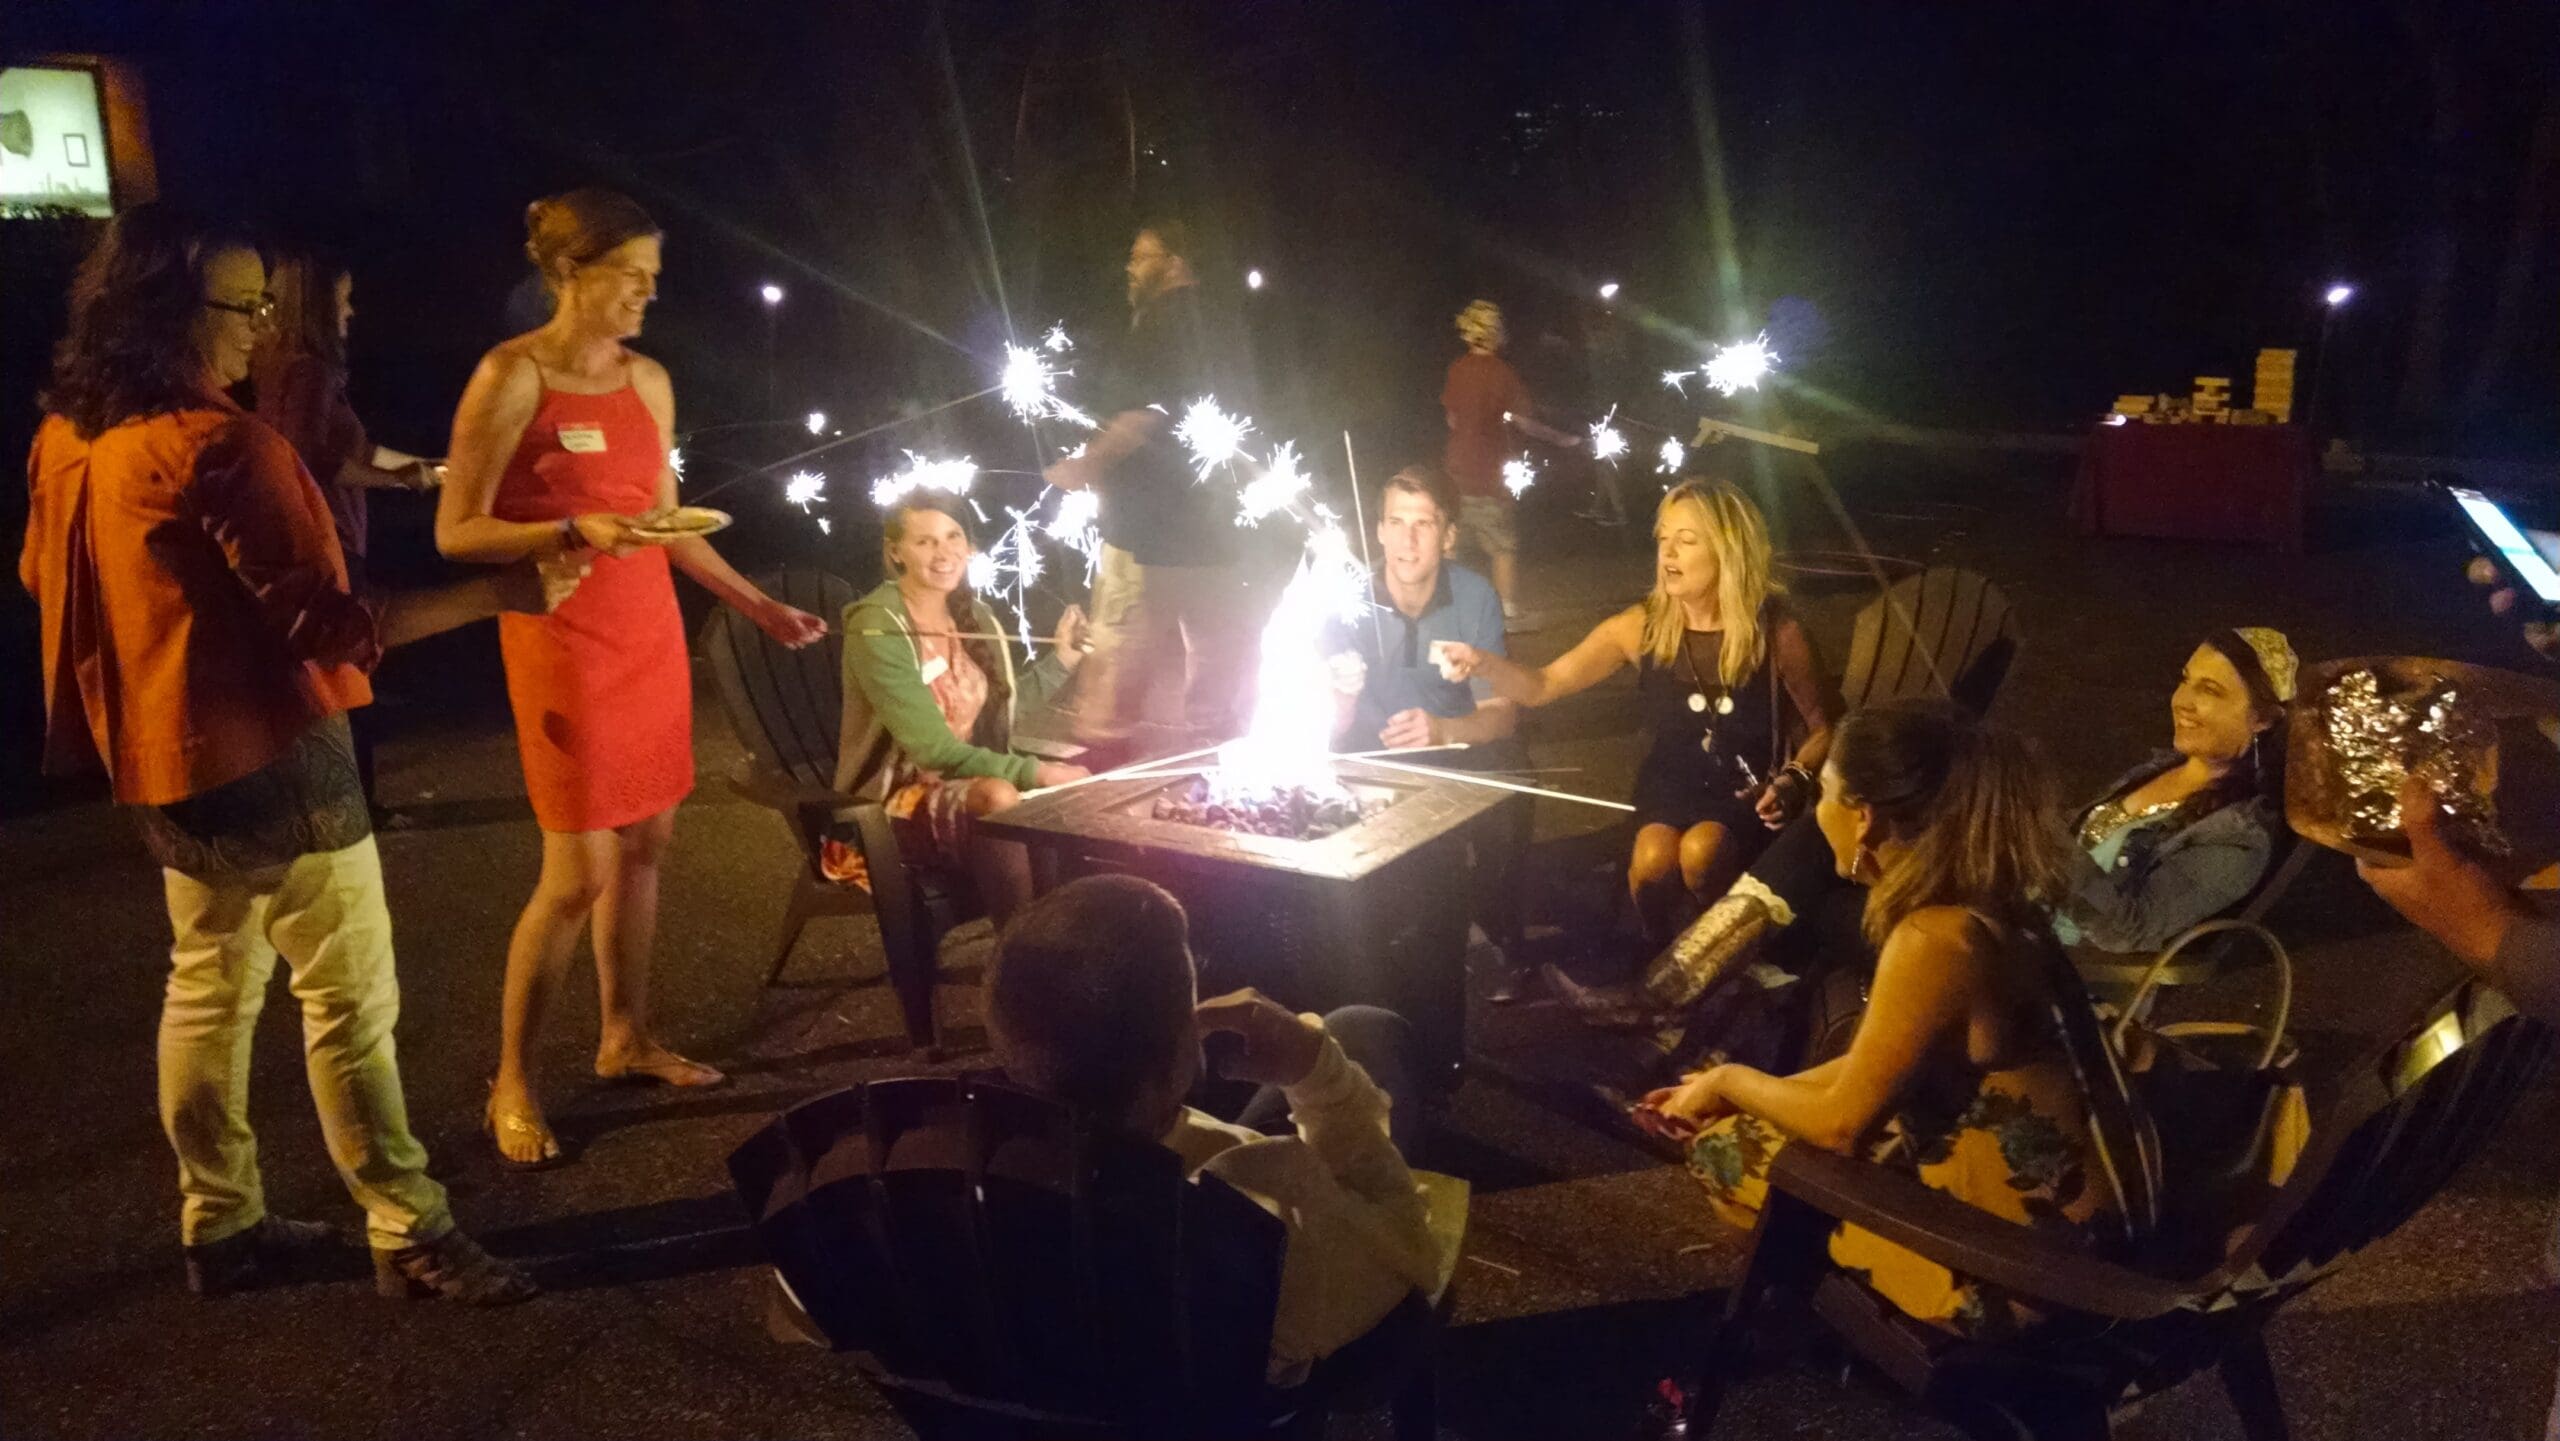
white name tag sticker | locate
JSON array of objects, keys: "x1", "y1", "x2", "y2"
[
  {"x1": 557, "y1": 424, "x2": 608, "y2": 454},
  {"x1": 917, "y1": 655, "x2": 950, "y2": 685}
]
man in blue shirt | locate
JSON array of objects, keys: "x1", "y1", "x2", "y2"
[
  {"x1": 1325, "y1": 467, "x2": 1521, "y2": 758},
  {"x1": 1325, "y1": 466, "x2": 1533, "y2": 996}
]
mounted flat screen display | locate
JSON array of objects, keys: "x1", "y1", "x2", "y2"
[{"x1": 1, "y1": 65, "x2": 115, "y2": 217}]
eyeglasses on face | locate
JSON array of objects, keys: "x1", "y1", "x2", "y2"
[{"x1": 203, "y1": 296, "x2": 277, "y2": 323}]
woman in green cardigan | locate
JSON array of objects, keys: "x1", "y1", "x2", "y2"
[{"x1": 831, "y1": 494, "x2": 1091, "y2": 920}]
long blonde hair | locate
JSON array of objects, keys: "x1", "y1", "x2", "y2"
[
  {"x1": 1639, "y1": 478, "x2": 1778, "y2": 685},
  {"x1": 1829, "y1": 702, "x2": 2067, "y2": 946}
]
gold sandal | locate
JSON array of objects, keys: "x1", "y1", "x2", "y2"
[
  {"x1": 483, "y1": 1083, "x2": 567, "y2": 1171},
  {"x1": 594, "y1": 1046, "x2": 726, "y2": 1089}
]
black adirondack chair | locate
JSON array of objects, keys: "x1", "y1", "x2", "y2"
[
  {"x1": 727, "y1": 1076, "x2": 1450, "y2": 1440},
  {"x1": 1685, "y1": 977, "x2": 2554, "y2": 1441},
  {"x1": 698, "y1": 569, "x2": 969, "y2": 1055}
]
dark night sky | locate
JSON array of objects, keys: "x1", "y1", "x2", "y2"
[{"x1": 3, "y1": 0, "x2": 2555, "y2": 801}]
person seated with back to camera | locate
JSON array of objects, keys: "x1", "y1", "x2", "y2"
[
  {"x1": 984, "y1": 875, "x2": 1462, "y2": 1386},
  {"x1": 831, "y1": 493, "x2": 1091, "y2": 923},
  {"x1": 1554, "y1": 627, "x2": 2303, "y2": 1058},
  {"x1": 1323, "y1": 463, "x2": 1536, "y2": 990}
]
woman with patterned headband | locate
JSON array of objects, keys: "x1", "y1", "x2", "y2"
[{"x1": 1557, "y1": 628, "x2": 2301, "y2": 1041}]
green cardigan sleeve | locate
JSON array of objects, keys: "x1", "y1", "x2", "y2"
[{"x1": 841, "y1": 606, "x2": 1039, "y2": 788}]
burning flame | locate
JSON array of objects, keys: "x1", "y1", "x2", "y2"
[{"x1": 1214, "y1": 520, "x2": 1371, "y2": 795}]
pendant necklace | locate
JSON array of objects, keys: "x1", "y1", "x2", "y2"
[{"x1": 1682, "y1": 633, "x2": 1735, "y2": 751}]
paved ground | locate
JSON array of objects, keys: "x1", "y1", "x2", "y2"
[{"x1": 2, "y1": 448, "x2": 2554, "y2": 1440}]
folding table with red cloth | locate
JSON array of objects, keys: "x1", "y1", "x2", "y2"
[{"x1": 2071, "y1": 421, "x2": 2313, "y2": 552}]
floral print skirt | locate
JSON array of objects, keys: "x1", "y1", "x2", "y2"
[
  {"x1": 818, "y1": 776, "x2": 979, "y2": 891},
  {"x1": 1688, "y1": 1065, "x2": 2123, "y2": 1339}
]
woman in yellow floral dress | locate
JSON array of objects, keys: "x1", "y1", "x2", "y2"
[{"x1": 1640, "y1": 701, "x2": 2143, "y2": 1337}]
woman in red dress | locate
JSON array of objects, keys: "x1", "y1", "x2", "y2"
[{"x1": 437, "y1": 188, "x2": 827, "y2": 1167}]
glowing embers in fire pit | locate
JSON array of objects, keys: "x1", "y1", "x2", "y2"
[{"x1": 1147, "y1": 772, "x2": 1399, "y2": 842}]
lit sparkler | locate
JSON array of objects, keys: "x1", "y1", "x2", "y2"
[
  {"x1": 783, "y1": 469, "x2": 827, "y2": 511},
  {"x1": 805, "y1": 410, "x2": 828, "y2": 435},
  {"x1": 1175, "y1": 396, "x2": 1255, "y2": 480},
  {"x1": 1501, "y1": 454, "x2": 1539, "y2": 497},
  {"x1": 1236, "y1": 441, "x2": 1313, "y2": 526},
  {"x1": 668, "y1": 446, "x2": 686, "y2": 477},
  {"x1": 1041, "y1": 322, "x2": 1073, "y2": 353},
  {"x1": 1589, "y1": 408, "x2": 1627, "y2": 464},
  {"x1": 1657, "y1": 438, "x2": 1686, "y2": 475},
  {"x1": 869, "y1": 451, "x2": 978, "y2": 509},
  {"x1": 999, "y1": 342, "x2": 1095, "y2": 428},
  {"x1": 965, "y1": 552, "x2": 1000, "y2": 593},
  {"x1": 1662, "y1": 370, "x2": 1693, "y2": 394},
  {"x1": 1702, "y1": 333, "x2": 1778, "y2": 397}
]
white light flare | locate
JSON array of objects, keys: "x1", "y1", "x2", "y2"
[
  {"x1": 1236, "y1": 441, "x2": 1313, "y2": 527},
  {"x1": 1589, "y1": 407, "x2": 1628, "y2": 464},
  {"x1": 783, "y1": 469, "x2": 827, "y2": 511},
  {"x1": 805, "y1": 410, "x2": 828, "y2": 435},
  {"x1": 869, "y1": 452, "x2": 979, "y2": 509},
  {"x1": 759, "y1": 283, "x2": 785, "y2": 306},
  {"x1": 2323, "y1": 282, "x2": 2354, "y2": 308},
  {"x1": 1245, "y1": 268, "x2": 1266, "y2": 291},
  {"x1": 1501, "y1": 454, "x2": 1539, "y2": 497},
  {"x1": 1175, "y1": 396, "x2": 1255, "y2": 481},
  {"x1": 1597, "y1": 281, "x2": 1620, "y2": 301},
  {"x1": 1657, "y1": 438, "x2": 1686, "y2": 475},
  {"x1": 1215, "y1": 521, "x2": 1373, "y2": 795},
  {"x1": 1703, "y1": 333, "x2": 1777, "y2": 397}
]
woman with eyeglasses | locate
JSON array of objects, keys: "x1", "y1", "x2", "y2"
[
  {"x1": 21, "y1": 203, "x2": 548, "y2": 1303},
  {"x1": 437, "y1": 187, "x2": 828, "y2": 1169},
  {"x1": 250, "y1": 251, "x2": 445, "y2": 815}
]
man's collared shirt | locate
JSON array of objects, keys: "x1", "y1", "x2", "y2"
[{"x1": 1322, "y1": 560, "x2": 1506, "y2": 753}]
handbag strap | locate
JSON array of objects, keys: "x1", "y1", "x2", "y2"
[{"x1": 2107, "y1": 919, "x2": 2294, "y2": 1071}]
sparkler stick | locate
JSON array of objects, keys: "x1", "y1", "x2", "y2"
[
  {"x1": 845, "y1": 629, "x2": 1090, "y2": 647},
  {"x1": 1031, "y1": 742, "x2": 1226, "y2": 798},
  {"x1": 1339, "y1": 755, "x2": 1635, "y2": 812},
  {"x1": 1330, "y1": 744, "x2": 1471, "y2": 760},
  {"x1": 1690, "y1": 417, "x2": 1822, "y2": 456},
  {"x1": 1342, "y1": 430, "x2": 1386, "y2": 659}
]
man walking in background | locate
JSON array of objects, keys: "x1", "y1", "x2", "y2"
[{"x1": 1441, "y1": 299, "x2": 1580, "y2": 626}]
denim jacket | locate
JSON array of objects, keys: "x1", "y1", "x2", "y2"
[{"x1": 2059, "y1": 751, "x2": 2280, "y2": 954}]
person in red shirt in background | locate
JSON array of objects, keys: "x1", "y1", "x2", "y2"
[
  {"x1": 251, "y1": 250, "x2": 446, "y2": 818},
  {"x1": 22, "y1": 204, "x2": 562, "y2": 1304},
  {"x1": 1441, "y1": 298, "x2": 1581, "y2": 625}
]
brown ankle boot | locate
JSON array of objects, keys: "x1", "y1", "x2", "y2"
[{"x1": 373, "y1": 1228, "x2": 538, "y2": 1305}]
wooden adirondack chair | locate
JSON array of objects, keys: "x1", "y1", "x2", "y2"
[
  {"x1": 728, "y1": 1076, "x2": 1452, "y2": 1440},
  {"x1": 1684, "y1": 977, "x2": 2554, "y2": 1441},
  {"x1": 1838, "y1": 565, "x2": 2020, "y2": 715},
  {"x1": 698, "y1": 569, "x2": 970, "y2": 1055}
]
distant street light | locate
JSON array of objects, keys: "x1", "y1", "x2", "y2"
[
  {"x1": 759, "y1": 284, "x2": 785, "y2": 414},
  {"x1": 1245, "y1": 268, "x2": 1266, "y2": 291},
  {"x1": 2323, "y1": 283, "x2": 2354, "y2": 308},
  {"x1": 805, "y1": 410, "x2": 828, "y2": 435},
  {"x1": 1597, "y1": 281, "x2": 1620, "y2": 302}
]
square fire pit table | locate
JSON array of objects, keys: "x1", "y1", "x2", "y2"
[{"x1": 976, "y1": 758, "x2": 1524, "y2": 1076}]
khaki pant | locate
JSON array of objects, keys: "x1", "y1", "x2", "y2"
[
  {"x1": 159, "y1": 836, "x2": 451, "y2": 1249},
  {"x1": 1078, "y1": 543, "x2": 1257, "y2": 743}
]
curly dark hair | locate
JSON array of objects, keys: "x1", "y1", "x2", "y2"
[{"x1": 39, "y1": 202, "x2": 254, "y2": 439}]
